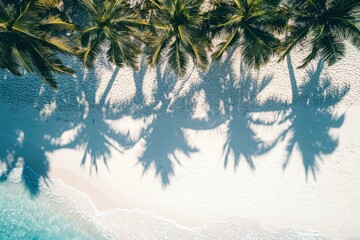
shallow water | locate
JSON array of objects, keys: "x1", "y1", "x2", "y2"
[
  {"x1": 0, "y1": 181, "x2": 106, "y2": 240},
  {"x1": 0, "y1": 178, "x2": 332, "y2": 240}
]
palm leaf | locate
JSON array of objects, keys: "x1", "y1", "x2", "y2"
[
  {"x1": 146, "y1": 33, "x2": 170, "y2": 67},
  {"x1": 278, "y1": 25, "x2": 310, "y2": 61},
  {"x1": 40, "y1": 15, "x2": 76, "y2": 31},
  {"x1": 283, "y1": 0, "x2": 359, "y2": 66},
  {"x1": 13, "y1": 46, "x2": 34, "y2": 73},
  {"x1": 212, "y1": 30, "x2": 240, "y2": 60},
  {"x1": 0, "y1": 0, "x2": 76, "y2": 88},
  {"x1": 317, "y1": 33, "x2": 345, "y2": 66},
  {"x1": 78, "y1": 0, "x2": 101, "y2": 18},
  {"x1": 79, "y1": 26, "x2": 99, "y2": 47},
  {"x1": 28, "y1": 47, "x2": 58, "y2": 89},
  {"x1": 242, "y1": 24, "x2": 278, "y2": 69},
  {"x1": 82, "y1": 37, "x2": 104, "y2": 68},
  {"x1": 107, "y1": 36, "x2": 141, "y2": 70},
  {"x1": 4, "y1": 46, "x2": 22, "y2": 76},
  {"x1": 77, "y1": 0, "x2": 143, "y2": 69},
  {"x1": 168, "y1": 40, "x2": 189, "y2": 76}
]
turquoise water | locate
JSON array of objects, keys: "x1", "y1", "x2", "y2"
[
  {"x1": 0, "y1": 181, "x2": 105, "y2": 240},
  {"x1": 0, "y1": 179, "x2": 333, "y2": 240}
]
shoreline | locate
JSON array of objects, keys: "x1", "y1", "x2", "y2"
[
  {"x1": 44, "y1": 104, "x2": 360, "y2": 240},
  {"x1": 4, "y1": 172, "x2": 334, "y2": 239}
]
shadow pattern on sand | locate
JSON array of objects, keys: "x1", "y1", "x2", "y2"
[
  {"x1": 47, "y1": 65, "x2": 137, "y2": 174},
  {"x1": 0, "y1": 51, "x2": 349, "y2": 193},
  {"x1": 0, "y1": 72, "x2": 60, "y2": 196},
  {"x1": 278, "y1": 55, "x2": 349, "y2": 179}
]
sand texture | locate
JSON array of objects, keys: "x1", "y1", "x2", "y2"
[{"x1": 0, "y1": 44, "x2": 359, "y2": 239}]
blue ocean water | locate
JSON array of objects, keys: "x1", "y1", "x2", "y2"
[{"x1": 0, "y1": 181, "x2": 105, "y2": 240}]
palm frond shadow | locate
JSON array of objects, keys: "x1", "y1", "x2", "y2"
[
  {"x1": 222, "y1": 63, "x2": 280, "y2": 171},
  {"x1": 279, "y1": 55, "x2": 349, "y2": 179},
  {"x1": 47, "y1": 60, "x2": 138, "y2": 174},
  {"x1": 134, "y1": 65, "x2": 199, "y2": 186},
  {"x1": 0, "y1": 51, "x2": 351, "y2": 193},
  {"x1": 134, "y1": 51, "x2": 285, "y2": 184},
  {"x1": 199, "y1": 50, "x2": 282, "y2": 171},
  {"x1": 0, "y1": 55, "x2": 152, "y2": 193},
  {"x1": 0, "y1": 71, "x2": 61, "y2": 196},
  {"x1": 0, "y1": 119, "x2": 52, "y2": 196}
]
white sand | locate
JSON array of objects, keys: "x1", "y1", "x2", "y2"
[{"x1": 1, "y1": 43, "x2": 359, "y2": 239}]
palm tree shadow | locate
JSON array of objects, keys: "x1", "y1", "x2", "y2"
[
  {"x1": 136, "y1": 66, "x2": 198, "y2": 186},
  {"x1": 222, "y1": 63, "x2": 280, "y2": 170},
  {"x1": 280, "y1": 56, "x2": 349, "y2": 179},
  {"x1": 0, "y1": 71, "x2": 61, "y2": 196},
  {"x1": 48, "y1": 60, "x2": 137, "y2": 174},
  {"x1": 198, "y1": 51, "x2": 281, "y2": 171},
  {"x1": 0, "y1": 121, "x2": 50, "y2": 196}
]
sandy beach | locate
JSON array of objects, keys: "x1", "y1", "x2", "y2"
[{"x1": 1, "y1": 43, "x2": 360, "y2": 239}]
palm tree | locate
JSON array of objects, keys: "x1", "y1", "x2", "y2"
[
  {"x1": 78, "y1": 0, "x2": 146, "y2": 70},
  {"x1": 279, "y1": 0, "x2": 360, "y2": 68},
  {"x1": 208, "y1": 0, "x2": 286, "y2": 69},
  {"x1": 144, "y1": 0, "x2": 210, "y2": 76},
  {"x1": 0, "y1": 0, "x2": 77, "y2": 88}
]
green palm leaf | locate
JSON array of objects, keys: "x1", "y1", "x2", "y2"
[
  {"x1": 0, "y1": 0, "x2": 77, "y2": 89},
  {"x1": 78, "y1": 0, "x2": 144, "y2": 70},
  {"x1": 146, "y1": 33, "x2": 170, "y2": 67},
  {"x1": 282, "y1": 0, "x2": 360, "y2": 67},
  {"x1": 209, "y1": 0, "x2": 284, "y2": 68},
  {"x1": 168, "y1": 40, "x2": 189, "y2": 76},
  {"x1": 212, "y1": 30, "x2": 240, "y2": 60},
  {"x1": 144, "y1": 0, "x2": 210, "y2": 75},
  {"x1": 317, "y1": 33, "x2": 345, "y2": 66}
]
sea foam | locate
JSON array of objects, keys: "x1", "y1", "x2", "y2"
[{"x1": 1, "y1": 169, "x2": 332, "y2": 240}]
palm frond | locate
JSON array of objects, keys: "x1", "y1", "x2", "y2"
[
  {"x1": 107, "y1": 36, "x2": 141, "y2": 70},
  {"x1": 0, "y1": 1, "x2": 10, "y2": 22},
  {"x1": 12, "y1": 45, "x2": 34, "y2": 73},
  {"x1": 209, "y1": 0, "x2": 282, "y2": 68},
  {"x1": 44, "y1": 36, "x2": 77, "y2": 55},
  {"x1": 28, "y1": 47, "x2": 58, "y2": 89},
  {"x1": 317, "y1": 32, "x2": 345, "y2": 66},
  {"x1": 283, "y1": 0, "x2": 359, "y2": 66},
  {"x1": 77, "y1": 0, "x2": 143, "y2": 69},
  {"x1": 40, "y1": 15, "x2": 76, "y2": 31},
  {"x1": 298, "y1": 44, "x2": 319, "y2": 69},
  {"x1": 143, "y1": 0, "x2": 209, "y2": 75},
  {"x1": 78, "y1": 0, "x2": 101, "y2": 18},
  {"x1": 79, "y1": 26, "x2": 99, "y2": 47},
  {"x1": 145, "y1": 33, "x2": 170, "y2": 67},
  {"x1": 33, "y1": 0, "x2": 62, "y2": 10},
  {"x1": 212, "y1": 30, "x2": 240, "y2": 60},
  {"x1": 278, "y1": 25, "x2": 310, "y2": 61},
  {"x1": 81, "y1": 36, "x2": 104, "y2": 68},
  {"x1": 0, "y1": 0, "x2": 77, "y2": 88},
  {"x1": 168, "y1": 40, "x2": 189, "y2": 76},
  {"x1": 4, "y1": 45, "x2": 22, "y2": 76},
  {"x1": 242, "y1": 24, "x2": 278, "y2": 69}
]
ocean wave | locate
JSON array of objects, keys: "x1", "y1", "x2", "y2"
[{"x1": 1, "y1": 169, "x2": 333, "y2": 240}]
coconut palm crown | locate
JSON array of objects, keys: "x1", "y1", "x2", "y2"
[
  {"x1": 209, "y1": 0, "x2": 286, "y2": 69},
  {"x1": 78, "y1": 0, "x2": 147, "y2": 70},
  {"x1": 144, "y1": 0, "x2": 210, "y2": 76},
  {"x1": 0, "y1": 0, "x2": 77, "y2": 88},
  {"x1": 279, "y1": 0, "x2": 360, "y2": 68}
]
